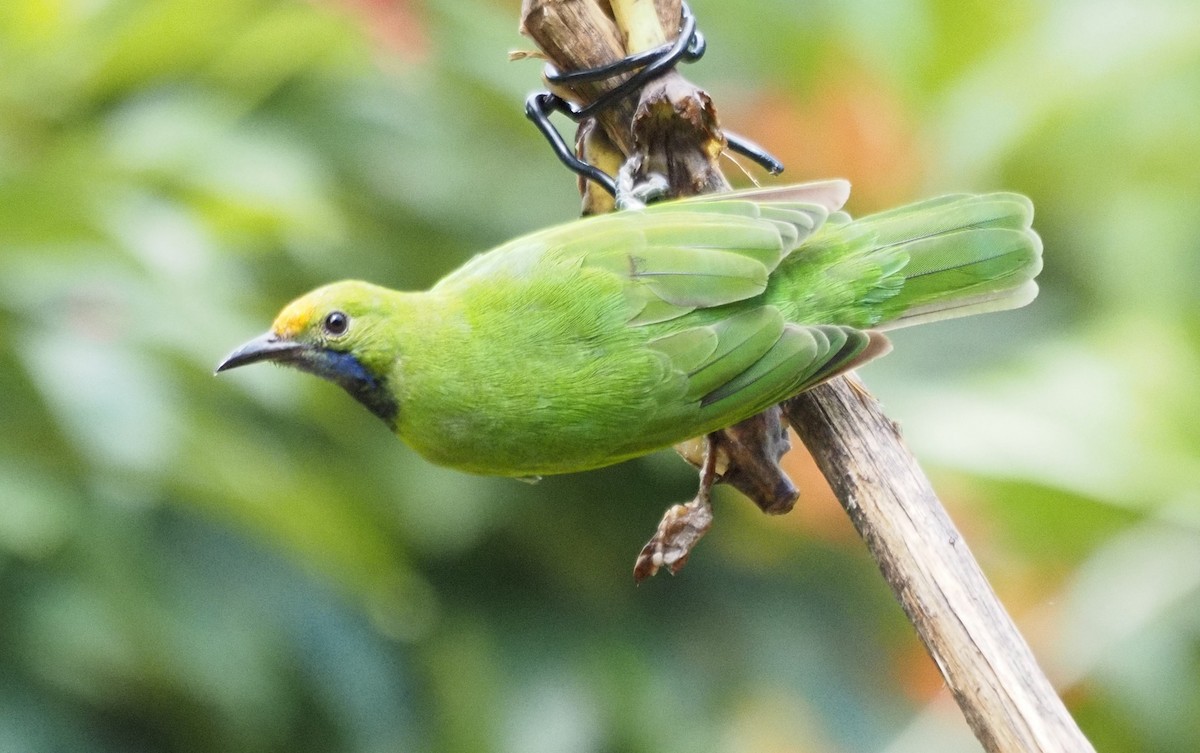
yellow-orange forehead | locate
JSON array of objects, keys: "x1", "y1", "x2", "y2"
[
  {"x1": 269, "y1": 281, "x2": 380, "y2": 338},
  {"x1": 272, "y1": 296, "x2": 319, "y2": 339}
]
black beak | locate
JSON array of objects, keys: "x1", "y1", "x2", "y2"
[{"x1": 215, "y1": 332, "x2": 304, "y2": 373}]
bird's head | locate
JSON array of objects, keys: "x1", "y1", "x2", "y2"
[{"x1": 216, "y1": 280, "x2": 400, "y2": 428}]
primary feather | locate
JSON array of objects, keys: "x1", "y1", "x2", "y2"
[{"x1": 220, "y1": 180, "x2": 1042, "y2": 477}]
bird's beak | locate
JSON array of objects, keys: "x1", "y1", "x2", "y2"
[{"x1": 215, "y1": 332, "x2": 304, "y2": 373}]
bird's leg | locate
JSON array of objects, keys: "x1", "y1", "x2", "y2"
[
  {"x1": 615, "y1": 156, "x2": 670, "y2": 210},
  {"x1": 634, "y1": 432, "x2": 720, "y2": 582}
]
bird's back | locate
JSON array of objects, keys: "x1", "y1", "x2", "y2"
[{"x1": 391, "y1": 182, "x2": 1039, "y2": 476}]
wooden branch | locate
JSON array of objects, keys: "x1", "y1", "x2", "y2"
[
  {"x1": 518, "y1": 1, "x2": 1095, "y2": 751},
  {"x1": 520, "y1": 0, "x2": 729, "y2": 201},
  {"x1": 520, "y1": 0, "x2": 638, "y2": 157},
  {"x1": 785, "y1": 376, "x2": 1095, "y2": 752}
]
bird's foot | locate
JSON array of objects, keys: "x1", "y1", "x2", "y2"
[
  {"x1": 633, "y1": 495, "x2": 714, "y2": 582},
  {"x1": 634, "y1": 433, "x2": 719, "y2": 582}
]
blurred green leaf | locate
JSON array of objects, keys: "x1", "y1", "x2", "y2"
[{"x1": 1, "y1": 0, "x2": 1198, "y2": 751}]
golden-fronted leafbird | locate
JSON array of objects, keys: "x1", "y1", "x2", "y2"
[{"x1": 217, "y1": 181, "x2": 1041, "y2": 478}]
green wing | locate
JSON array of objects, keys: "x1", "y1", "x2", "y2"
[
  {"x1": 435, "y1": 181, "x2": 889, "y2": 455},
  {"x1": 432, "y1": 179, "x2": 850, "y2": 296},
  {"x1": 640, "y1": 315, "x2": 887, "y2": 442},
  {"x1": 424, "y1": 182, "x2": 1038, "y2": 464},
  {"x1": 570, "y1": 183, "x2": 889, "y2": 452}
]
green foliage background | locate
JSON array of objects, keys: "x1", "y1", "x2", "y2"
[{"x1": 1, "y1": 0, "x2": 1198, "y2": 751}]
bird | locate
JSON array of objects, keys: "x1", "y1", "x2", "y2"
[{"x1": 217, "y1": 180, "x2": 1041, "y2": 480}]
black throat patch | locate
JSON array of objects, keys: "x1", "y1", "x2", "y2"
[{"x1": 287, "y1": 348, "x2": 399, "y2": 430}]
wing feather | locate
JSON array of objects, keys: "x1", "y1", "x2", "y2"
[
  {"x1": 681, "y1": 307, "x2": 786, "y2": 401},
  {"x1": 437, "y1": 181, "x2": 886, "y2": 449}
]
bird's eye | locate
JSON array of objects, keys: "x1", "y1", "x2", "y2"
[{"x1": 323, "y1": 310, "x2": 349, "y2": 337}]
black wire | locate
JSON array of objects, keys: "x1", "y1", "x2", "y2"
[
  {"x1": 525, "y1": 92, "x2": 618, "y2": 196},
  {"x1": 543, "y1": 5, "x2": 704, "y2": 120},
  {"x1": 524, "y1": 1, "x2": 782, "y2": 196}
]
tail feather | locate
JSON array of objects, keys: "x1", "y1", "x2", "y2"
[
  {"x1": 879, "y1": 280, "x2": 1039, "y2": 330},
  {"x1": 859, "y1": 193, "x2": 1043, "y2": 328}
]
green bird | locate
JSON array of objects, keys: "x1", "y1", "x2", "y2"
[{"x1": 217, "y1": 180, "x2": 1041, "y2": 478}]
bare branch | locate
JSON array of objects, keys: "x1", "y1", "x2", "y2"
[{"x1": 785, "y1": 375, "x2": 1095, "y2": 752}]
